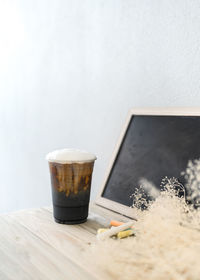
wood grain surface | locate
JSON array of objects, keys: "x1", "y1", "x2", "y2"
[{"x1": 0, "y1": 204, "x2": 130, "y2": 280}]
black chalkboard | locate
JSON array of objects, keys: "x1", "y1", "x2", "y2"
[{"x1": 102, "y1": 115, "x2": 200, "y2": 207}]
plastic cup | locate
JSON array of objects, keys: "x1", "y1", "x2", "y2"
[{"x1": 46, "y1": 149, "x2": 96, "y2": 224}]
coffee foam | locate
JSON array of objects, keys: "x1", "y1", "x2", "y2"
[{"x1": 46, "y1": 148, "x2": 97, "y2": 164}]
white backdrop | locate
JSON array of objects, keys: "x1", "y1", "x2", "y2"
[{"x1": 1, "y1": 0, "x2": 200, "y2": 213}]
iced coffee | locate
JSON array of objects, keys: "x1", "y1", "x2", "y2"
[{"x1": 46, "y1": 149, "x2": 96, "y2": 224}]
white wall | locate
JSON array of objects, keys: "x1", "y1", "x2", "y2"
[{"x1": 1, "y1": 0, "x2": 200, "y2": 213}]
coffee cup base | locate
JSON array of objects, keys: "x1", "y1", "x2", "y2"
[
  {"x1": 54, "y1": 217, "x2": 87, "y2": 224},
  {"x1": 53, "y1": 204, "x2": 88, "y2": 225}
]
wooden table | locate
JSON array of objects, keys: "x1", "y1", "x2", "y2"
[{"x1": 0, "y1": 204, "x2": 129, "y2": 280}]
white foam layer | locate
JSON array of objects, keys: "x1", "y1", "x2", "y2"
[{"x1": 46, "y1": 148, "x2": 97, "y2": 163}]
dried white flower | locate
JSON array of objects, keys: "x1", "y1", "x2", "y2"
[{"x1": 181, "y1": 158, "x2": 200, "y2": 205}]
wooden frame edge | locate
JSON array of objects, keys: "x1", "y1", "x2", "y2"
[{"x1": 95, "y1": 107, "x2": 200, "y2": 217}]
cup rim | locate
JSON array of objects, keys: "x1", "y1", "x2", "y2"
[{"x1": 46, "y1": 148, "x2": 97, "y2": 164}]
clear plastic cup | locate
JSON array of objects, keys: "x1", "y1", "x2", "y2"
[{"x1": 46, "y1": 149, "x2": 97, "y2": 224}]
